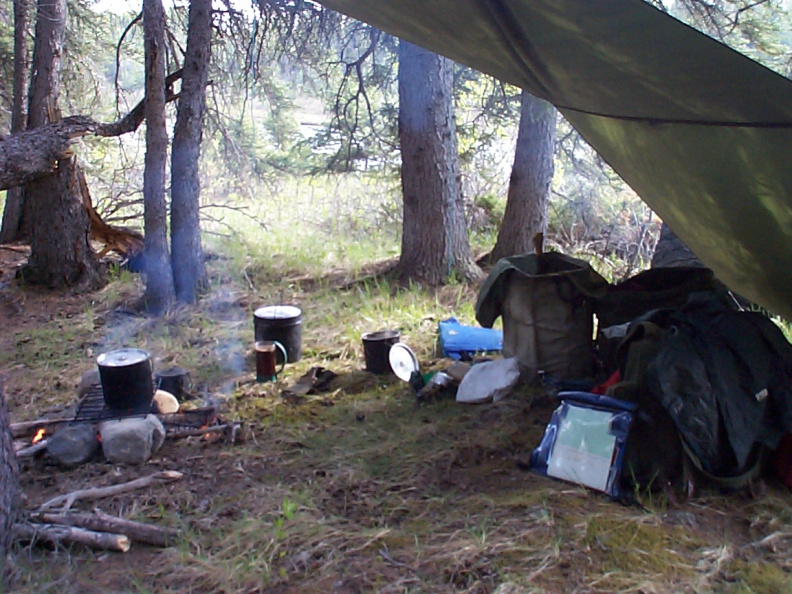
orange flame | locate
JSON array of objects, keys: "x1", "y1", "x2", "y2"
[{"x1": 32, "y1": 428, "x2": 46, "y2": 445}]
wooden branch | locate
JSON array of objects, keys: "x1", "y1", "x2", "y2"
[
  {"x1": 95, "y1": 69, "x2": 183, "y2": 138},
  {"x1": 168, "y1": 423, "x2": 234, "y2": 439},
  {"x1": 0, "y1": 70, "x2": 182, "y2": 191},
  {"x1": 14, "y1": 522, "x2": 131, "y2": 552},
  {"x1": 10, "y1": 418, "x2": 70, "y2": 439},
  {"x1": 15, "y1": 439, "x2": 49, "y2": 459},
  {"x1": 36, "y1": 510, "x2": 180, "y2": 547},
  {"x1": 38, "y1": 470, "x2": 184, "y2": 513}
]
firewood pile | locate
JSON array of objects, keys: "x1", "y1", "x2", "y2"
[
  {"x1": 14, "y1": 471, "x2": 184, "y2": 552},
  {"x1": 7, "y1": 382, "x2": 242, "y2": 554}
]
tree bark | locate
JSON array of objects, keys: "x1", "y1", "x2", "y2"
[
  {"x1": 490, "y1": 91, "x2": 556, "y2": 262},
  {"x1": 1, "y1": 381, "x2": 20, "y2": 579},
  {"x1": 21, "y1": 0, "x2": 104, "y2": 291},
  {"x1": 0, "y1": 116, "x2": 94, "y2": 192},
  {"x1": 0, "y1": 0, "x2": 30, "y2": 243},
  {"x1": 171, "y1": 0, "x2": 210, "y2": 304},
  {"x1": 397, "y1": 40, "x2": 481, "y2": 285},
  {"x1": 142, "y1": 0, "x2": 175, "y2": 313}
]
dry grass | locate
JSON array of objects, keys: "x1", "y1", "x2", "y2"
[{"x1": 2, "y1": 250, "x2": 792, "y2": 593}]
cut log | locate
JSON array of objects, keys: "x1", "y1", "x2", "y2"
[
  {"x1": 14, "y1": 522, "x2": 131, "y2": 552},
  {"x1": 38, "y1": 470, "x2": 183, "y2": 513},
  {"x1": 36, "y1": 510, "x2": 181, "y2": 547}
]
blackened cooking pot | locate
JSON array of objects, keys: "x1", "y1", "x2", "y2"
[{"x1": 96, "y1": 348, "x2": 154, "y2": 411}]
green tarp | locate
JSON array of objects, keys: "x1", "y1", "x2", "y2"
[{"x1": 315, "y1": 0, "x2": 792, "y2": 319}]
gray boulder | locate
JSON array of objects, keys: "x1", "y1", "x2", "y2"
[
  {"x1": 47, "y1": 423, "x2": 100, "y2": 467},
  {"x1": 99, "y1": 415, "x2": 165, "y2": 465}
]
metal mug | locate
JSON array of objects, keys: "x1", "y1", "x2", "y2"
[{"x1": 255, "y1": 340, "x2": 287, "y2": 382}]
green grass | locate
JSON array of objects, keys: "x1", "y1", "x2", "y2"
[{"x1": 5, "y1": 178, "x2": 792, "y2": 593}]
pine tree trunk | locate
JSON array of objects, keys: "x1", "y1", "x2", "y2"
[
  {"x1": 0, "y1": 380, "x2": 19, "y2": 580},
  {"x1": 490, "y1": 91, "x2": 556, "y2": 262},
  {"x1": 20, "y1": 0, "x2": 104, "y2": 291},
  {"x1": 171, "y1": 0, "x2": 210, "y2": 304},
  {"x1": 0, "y1": 0, "x2": 29, "y2": 244},
  {"x1": 142, "y1": 0, "x2": 175, "y2": 313},
  {"x1": 397, "y1": 40, "x2": 481, "y2": 284}
]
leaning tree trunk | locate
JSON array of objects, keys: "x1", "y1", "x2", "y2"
[
  {"x1": 21, "y1": 0, "x2": 104, "y2": 291},
  {"x1": 397, "y1": 40, "x2": 481, "y2": 284},
  {"x1": 142, "y1": 0, "x2": 175, "y2": 313},
  {"x1": 0, "y1": 0, "x2": 30, "y2": 244},
  {"x1": 490, "y1": 91, "x2": 556, "y2": 262},
  {"x1": 171, "y1": 0, "x2": 210, "y2": 304},
  {"x1": 0, "y1": 380, "x2": 19, "y2": 580}
]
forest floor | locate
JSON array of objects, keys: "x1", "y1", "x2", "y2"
[{"x1": 2, "y1": 245, "x2": 792, "y2": 593}]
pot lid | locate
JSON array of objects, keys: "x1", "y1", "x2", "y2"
[
  {"x1": 97, "y1": 348, "x2": 150, "y2": 367},
  {"x1": 254, "y1": 305, "x2": 302, "y2": 320},
  {"x1": 389, "y1": 343, "x2": 419, "y2": 382}
]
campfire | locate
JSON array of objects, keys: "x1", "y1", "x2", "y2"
[
  {"x1": 12, "y1": 371, "x2": 240, "y2": 465},
  {"x1": 6, "y1": 362, "x2": 243, "y2": 558}
]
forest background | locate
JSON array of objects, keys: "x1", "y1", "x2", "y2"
[{"x1": 4, "y1": 0, "x2": 790, "y2": 284}]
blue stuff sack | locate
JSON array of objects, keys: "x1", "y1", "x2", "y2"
[{"x1": 438, "y1": 317, "x2": 503, "y2": 361}]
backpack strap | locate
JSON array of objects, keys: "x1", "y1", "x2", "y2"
[{"x1": 680, "y1": 436, "x2": 764, "y2": 491}]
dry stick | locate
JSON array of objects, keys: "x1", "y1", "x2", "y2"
[
  {"x1": 36, "y1": 510, "x2": 181, "y2": 547},
  {"x1": 14, "y1": 522, "x2": 131, "y2": 552},
  {"x1": 38, "y1": 470, "x2": 184, "y2": 513},
  {"x1": 15, "y1": 439, "x2": 49, "y2": 459},
  {"x1": 168, "y1": 423, "x2": 236, "y2": 439},
  {"x1": 10, "y1": 418, "x2": 70, "y2": 439}
]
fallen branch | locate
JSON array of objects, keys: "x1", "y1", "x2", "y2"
[
  {"x1": 10, "y1": 418, "x2": 70, "y2": 439},
  {"x1": 36, "y1": 510, "x2": 180, "y2": 547},
  {"x1": 14, "y1": 522, "x2": 131, "y2": 552},
  {"x1": 38, "y1": 470, "x2": 183, "y2": 513}
]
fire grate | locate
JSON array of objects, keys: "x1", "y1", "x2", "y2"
[
  {"x1": 73, "y1": 384, "x2": 151, "y2": 424},
  {"x1": 71, "y1": 384, "x2": 220, "y2": 435}
]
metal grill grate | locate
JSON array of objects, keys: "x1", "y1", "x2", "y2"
[
  {"x1": 72, "y1": 384, "x2": 152, "y2": 424},
  {"x1": 71, "y1": 384, "x2": 219, "y2": 433}
]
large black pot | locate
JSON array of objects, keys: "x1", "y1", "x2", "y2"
[
  {"x1": 96, "y1": 348, "x2": 154, "y2": 411},
  {"x1": 254, "y1": 305, "x2": 303, "y2": 364}
]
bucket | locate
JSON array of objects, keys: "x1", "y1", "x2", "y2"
[
  {"x1": 362, "y1": 330, "x2": 400, "y2": 374},
  {"x1": 254, "y1": 305, "x2": 303, "y2": 364}
]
